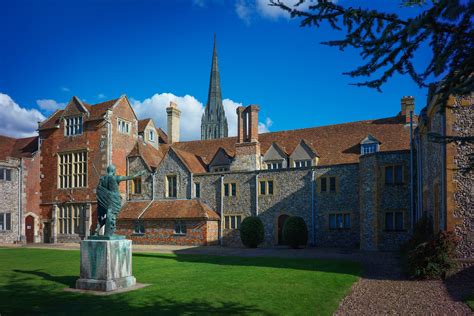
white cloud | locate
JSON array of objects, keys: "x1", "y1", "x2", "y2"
[
  {"x1": 36, "y1": 99, "x2": 66, "y2": 112},
  {"x1": 97, "y1": 93, "x2": 106, "y2": 99},
  {"x1": 235, "y1": 0, "x2": 318, "y2": 23},
  {"x1": 132, "y1": 93, "x2": 273, "y2": 141},
  {"x1": 258, "y1": 117, "x2": 273, "y2": 133},
  {"x1": 0, "y1": 93, "x2": 45, "y2": 138},
  {"x1": 235, "y1": 0, "x2": 253, "y2": 25},
  {"x1": 61, "y1": 87, "x2": 70, "y2": 92}
]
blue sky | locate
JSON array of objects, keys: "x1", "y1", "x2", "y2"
[{"x1": 0, "y1": 0, "x2": 431, "y2": 140}]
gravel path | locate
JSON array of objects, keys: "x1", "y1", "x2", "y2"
[
  {"x1": 2, "y1": 243, "x2": 472, "y2": 314},
  {"x1": 335, "y1": 253, "x2": 474, "y2": 315}
]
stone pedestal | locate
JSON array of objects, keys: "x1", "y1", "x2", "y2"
[{"x1": 75, "y1": 236, "x2": 136, "y2": 292}]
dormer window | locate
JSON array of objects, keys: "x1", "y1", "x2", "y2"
[
  {"x1": 295, "y1": 160, "x2": 312, "y2": 168},
  {"x1": 149, "y1": 129, "x2": 155, "y2": 142},
  {"x1": 361, "y1": 143, "x2": 378, "y2": 155},
  {"x1": 360, "y1": 135, "x2": 380, "y2": 155},
  {"x1": 64, "y1": 116, "x2": 83, "y2": 136}
]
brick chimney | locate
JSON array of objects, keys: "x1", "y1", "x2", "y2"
[
  {"x1": 401, "y1": 96, "x2": 415, "y2": 124},
  {"x1": 166, "y1": 101, "x2": 181, "y2": 144},
  {"x1": 232, "y1": 105, "x2": 261, "y2": 171}
]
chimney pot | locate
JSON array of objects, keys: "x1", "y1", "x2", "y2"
[{"x1": 166, "y1": 101, "x2": 181, "y2": 144}]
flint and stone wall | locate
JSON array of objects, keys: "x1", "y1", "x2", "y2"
[{"x1": 0, "y1": 159, "x2": 20, "y2": 243}]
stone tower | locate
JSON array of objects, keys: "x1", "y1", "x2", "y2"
[{"x1": 201, "y1": 35, "x2": 228, "y2": 140}]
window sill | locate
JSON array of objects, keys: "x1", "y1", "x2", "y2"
[
  {"x1": 131, "y1": 233, "x2": 145, "y2": 236},
  {"x1": 173, "y1": 233, "x2": 187, "y2": 236}
]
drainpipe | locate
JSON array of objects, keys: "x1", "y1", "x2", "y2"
[
  {"x1": 441, "y1": 111, "x2": 447, "y2": 230},
  {"x1": 311, "y1": 170, "x2": 316, "y2": 246},
  {"x1": 219, "y1": 174, "x2": 224, "y2": 246},
  {"x1": 417, "y1": 135, "x2": 423, "y2": 221},
  {"x1": 151, "y1": 170, "x2": 156, "y2": 200},
  {"x1": 16, "y1": 159, "x2": 23, "y2": 243},
  {"x1": 255, "y1": 173, "x2": 259, "y2": 216},
  {"x1": 409, "y1": 111, "x2": 414, "y2": 230},
  {"x1": 190, "y1": 173, "x2": 193, "y2": 199}
]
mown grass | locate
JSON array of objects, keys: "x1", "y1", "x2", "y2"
[{"x1": 0, "y1": 248, "x2": 361, "y2": 315}]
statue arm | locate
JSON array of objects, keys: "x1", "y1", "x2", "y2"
[{"x1": 116, "y1": 170, "x2": 146, "y2": 182}]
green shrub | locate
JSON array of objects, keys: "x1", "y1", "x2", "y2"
[
  {"x1": 240, "y1": 216, "x2": 265, "y2": 248},
  {"x1": 406, "y1": 231, "x2": 458, "y2": 279},
  {"x1": 401, "y1": 215, "x2": 433, "y2": 254},
  {"x1": 283, "y1": 216, "x2": 308, "y2": 249}
]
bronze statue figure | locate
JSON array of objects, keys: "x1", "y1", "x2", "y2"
[{"x1": 95, "y1": 165, "x2": 144, "y2": 237}]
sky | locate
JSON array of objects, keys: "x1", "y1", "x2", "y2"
[{"x1": 0, "y1": 0, "x2": 432, "y2": 140}]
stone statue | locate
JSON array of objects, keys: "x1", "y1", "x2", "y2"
[{"x1": 95, "y1": 165, "x2": 145, "y2": 237}]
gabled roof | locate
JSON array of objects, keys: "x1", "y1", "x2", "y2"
[
  {"x1": 172, "y1": 115, "x2": 413, "y2": 166},
  {"x1": 360, "y1": 134, "x2": 381, "y2": 144},
  {"x1": 128, "y1": 141, "x2": 164, "y2": 170},
  {"x1": 156, "y1": 128, "x2": 168, "y2": 144},
  {"x1": 0, "y1": 136, "x2": 38, "y2": 161},
  {"x1": 172, "y1": 148, "x2": 207, "y2": 173},
  {"x1": 289, "y1": 139, "x2": 319, "y2": 158},
  {"x1": 262, "y1": 142, "x2": 288, "y2": 161},
  {"x1": 138, "y1": 118, "x2": 154, "y2": 133},
  {"x1": 118, "y1": 199, "x2": 220, "y2": 221},
  {"x1": 209, "y1": 147, "x2": 233, "y2": 167}
]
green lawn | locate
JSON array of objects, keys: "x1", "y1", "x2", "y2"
[
  {"x1": 467, "y1": 298, "x2": 474, "y2": 311},
  {"x1": 0, "y1": 248, "x2": 360, "y2": 315}
]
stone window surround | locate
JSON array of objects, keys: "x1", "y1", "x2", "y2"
[
  {"x1": 294, "y1": 160, "x2": 312, "y2": 168},
  {"x1": 384, "y1": 164, "x2": 405, "y2": 185},
  {"x1": 130, "y1": 177, "x2": 142, "y2": 195},
  {"x1": 223, "y1": 182, "x2": 238, "y2": 197},
  {"x1": 117, "y1": 117, "x2": 131, "y2": 134},
  {"x1": 194, "y1": 182, "x2": 201, "y2": 198},
  {"x1": 224, "y1": 215, "x2": 242, "y2": 230},
  {"x1": 328, "y1": 212, "x2": 351, "y2": 230},
  {"x1": 258, "y1": 179, "x2": 275, "y2": 196},
  {"x1": 57, "y1": 204, "x2": 85, "y2": 235},
  {"x1": 0, "y1": 212, "x2": 12, "y2": 231},
  {"x1": 64, "y1": 115, "x2": 83, "y2": 136},
  {"x1": 57, "y1": 150, "x2": 88, "y2": 189},
  {"x1": 318, "y1": 176, "x2": 339, "y2": 193},
  {"x1": 0, "y1": 167, "x2": 12, "y2": 181},
  {"x1": 265, "y1": 160, "x2": 283, "y2": 170},
  {"x1": 133, "y1": 220, "x2": 145, "y2": 235},
  {"x1": 384, "y1": 210, "x2": 406, "y2": 232},
  {"x1": 165, "y1": 174, "x2": 178, "y2": 198},
  {"x1": 174, "y1": 221, "x2": 187, "y2": 235},
  {"x1": 148, "y1": 129, "x2": 155, "y2": 142}
]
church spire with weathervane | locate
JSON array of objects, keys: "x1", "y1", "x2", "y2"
[{"x1": 201, "y1": 34, "x2": 228, "y2": 140}]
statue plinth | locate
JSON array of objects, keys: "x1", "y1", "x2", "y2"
[{"x1": 75, "y1": 236, "x2": 136, "y2": 292}]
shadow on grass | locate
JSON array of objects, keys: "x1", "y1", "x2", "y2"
[
  {"x1": 0, "y1": 271, "x2": 266, "y2": 315},
  {"x1": 133, "y1": 252, "x2": 362, "y2": 277}
]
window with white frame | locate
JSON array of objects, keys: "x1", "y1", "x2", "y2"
[
  {"x1": 0, "y1": 168, "x2": 12, "y2": 181},
  {"x1": 174, "y1": 221, "x2": 187, "y2": 235},
  {"x1": 134, "y1": 221, "x2": 145, "y2": 234},
  {"x1": 266, "y1": 161, "x2": 283, "y2": 170},
  {"x1": 58, "y1": 151, "x2": 87, "y2": 189},
  {"x1": 329, "y1": 213, "x2": 351, "y2": 230},
  {"x1": 149, "y1": 129, "x2": 155, "y2": 142},
  {"x1": 194, "y1": 182, "x2": 201, "y2": 198},
  {"x1": 64, "y1": 116, "x2": 83, "y2": 136},
  {"x1": 224, "y1": 215, "x2": 242, "y2": 229},
  {"x1": 361, "y1": 143, "x2": 378, "y2": 155},
  {"x1": 118, "y1": 118, "x2": 131, "y2": 134},
  {"x1": 58, "y1": 204, "x2": 84, "y2": 235},
  {"x1": 295, "y1": 160, "x2": 312, "y2": 168},
  {"x1": 166, "y1": 175, "x2": 177, "y2": 198},
  {"x1": 0, "y1": 213, "x2": 11, "y2": 231}
]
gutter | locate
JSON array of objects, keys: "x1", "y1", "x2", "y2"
[{"x1": 255, "y1": 173, "x2": 259, "y2": 216}]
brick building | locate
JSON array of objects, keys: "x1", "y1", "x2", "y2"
[{"x1": 0, "y1": 136, "x2": 40, "y2": 243}]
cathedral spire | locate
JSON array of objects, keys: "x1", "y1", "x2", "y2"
[{"x1": 201, "y1": 35, "x2": 228, "y2": 140}]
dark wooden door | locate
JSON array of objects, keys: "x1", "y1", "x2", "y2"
[
  {"x1": 278, "y1": 215, "x2": 290, "y2": 245},
  {"x1": 43, "y1": 222, "x2": 51, "y2": 243},
  {"x1": 25, "y1": 215, "x2": 34, "y2": 243}
]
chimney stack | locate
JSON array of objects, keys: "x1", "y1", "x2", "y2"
[
  {"x1": 166, "y1": 101, "x2": 181, "y2": 144},
  {"x1": 232, "y1": 104, "x2": 261, "y2": 171},
  {"x1": 401, "y1": 96, "x2": 415, "y2": 124}
]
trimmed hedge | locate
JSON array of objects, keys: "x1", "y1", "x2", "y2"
[
  {"x1": 240, "y1": 216, "x2": 265, "y2": 248},
  {"x1": 283, "y1": 216, "x2": 308, "y2": 249}
]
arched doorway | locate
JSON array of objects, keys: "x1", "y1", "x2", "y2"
[
  {"x1": 25, "y1": 215, "x2": 35, "y2": 243},
  {"x1": 277, "y1": 214, "x2": 290, "y2": 245}
]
